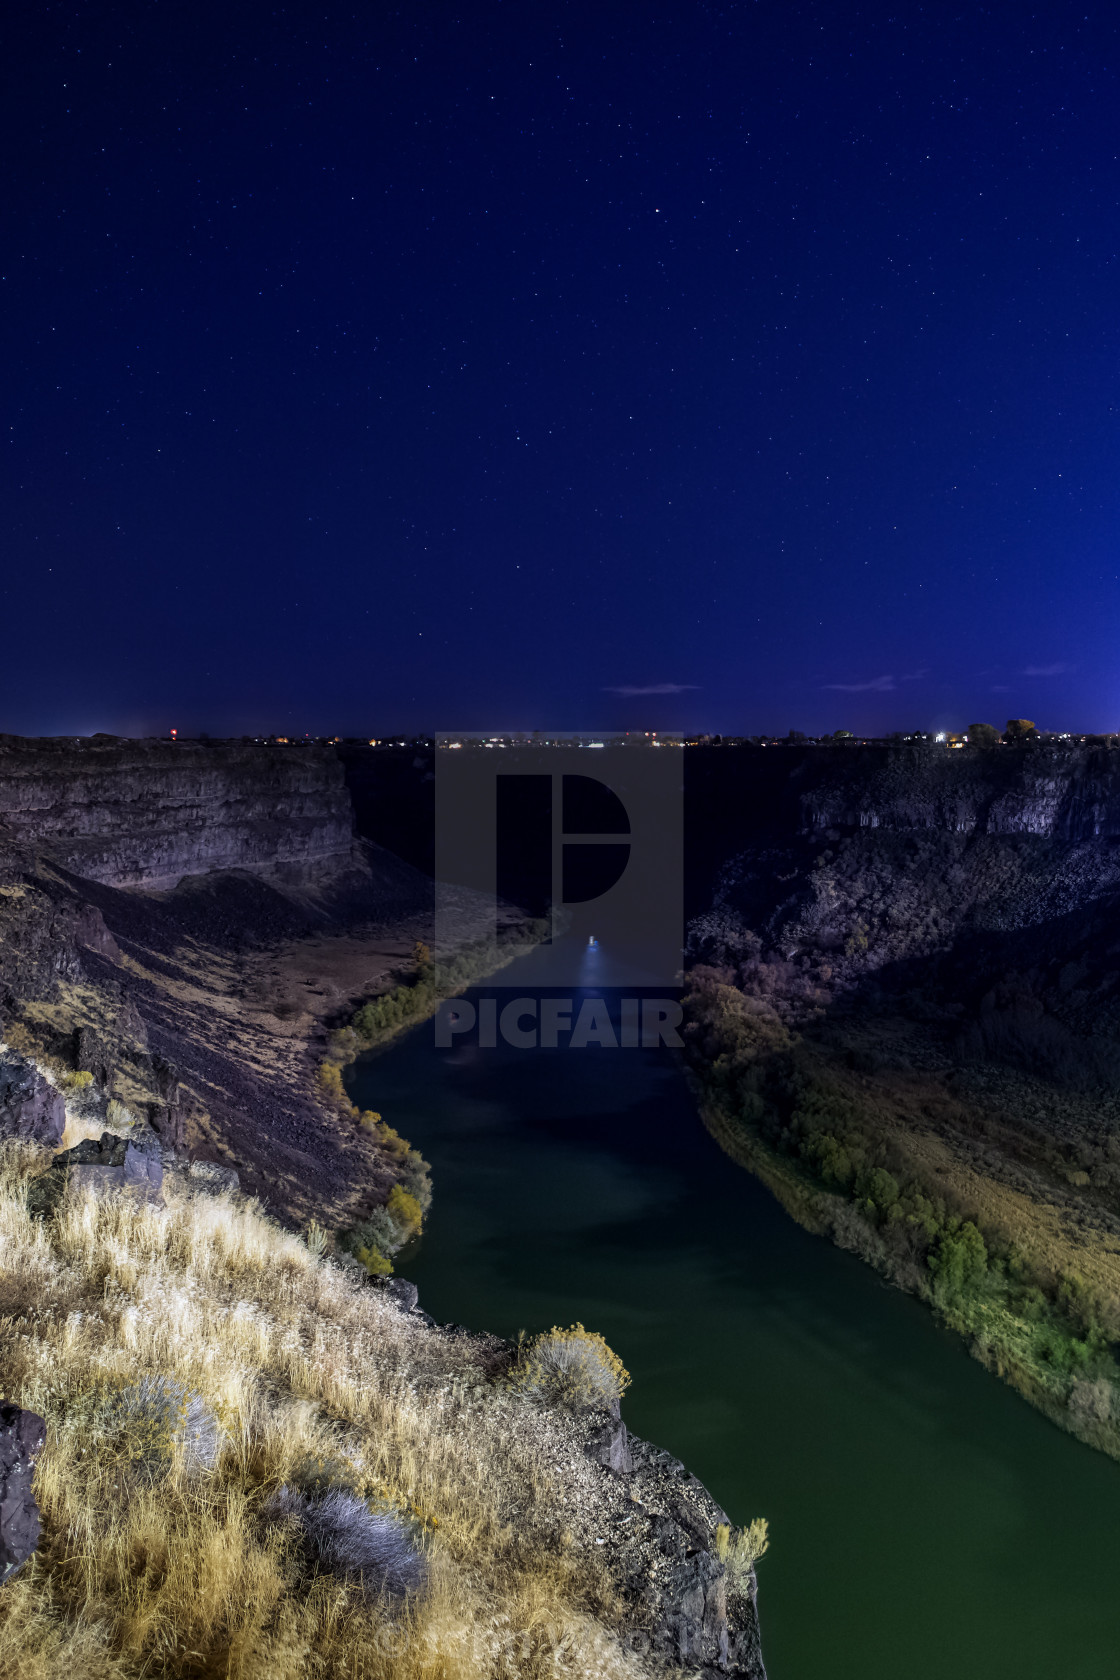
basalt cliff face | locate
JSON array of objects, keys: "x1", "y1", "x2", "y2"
[
  {"x1": 685, "y1": 741, "x2": 1120, "y2": 990},
  {"x1": 0, "y1": 736, "x2": 437, "y2": 1220},
  {"x1": 0, "y1": 735, "x2": 356, "y2": 889},
  {"x1": 793, "y1": 740, "x2": 1120, "y2": 842}
]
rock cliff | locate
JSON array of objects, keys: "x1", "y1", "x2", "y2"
[
  {"x1": 791, "y1": 740, "x2": 1120, "y2": 842},
  {"x1": 0, "y1": 735, "x2": 356, "y2": 889}
]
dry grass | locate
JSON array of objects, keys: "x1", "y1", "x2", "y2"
[{"x1": 0, "y1": 1144, "x2": 655, "y2": 1679}]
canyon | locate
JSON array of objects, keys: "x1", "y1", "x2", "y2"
[{"x1": 0, "y1": 734, "x2": 768, "y2": 1679}]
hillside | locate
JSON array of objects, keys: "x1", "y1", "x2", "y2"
[
  {"x1": 683, "y1": 741, "x2": 1120, "y2": 1456},
  {"x1": 0, "y1": 1143, "x2": 764, "y2": 1678}
]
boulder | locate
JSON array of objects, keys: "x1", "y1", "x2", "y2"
[
  {"x1": 0, "y1": 1402, "x2": 46, "y2": 1586},
  {"x1": 588, "y1": 1415, "x2": 634, "y2": 1475},
  {"x1": 56, "y1": 1133, "x2": 164, "y2": 1204},
  {"x1": 0, "y1": 1051, "x2": 65, "y2": 1148},
  {"x1": 382, "y1": 1277, "x2": 419, "y2": 1313}
]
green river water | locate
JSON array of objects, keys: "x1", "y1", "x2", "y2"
[{"x1": 348, "y1": 988, "x2": 1120, "y2": 1680}]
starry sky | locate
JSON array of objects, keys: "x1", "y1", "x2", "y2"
[{"x1": 5, "y1": 2, "x2": 1119, "y2": 738}]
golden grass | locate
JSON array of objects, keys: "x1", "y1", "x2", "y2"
[{"x1": 0, "y1": 1145, "x2": 656, "y2": 1679}]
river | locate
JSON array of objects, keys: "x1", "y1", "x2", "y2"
[{"x1": 348, "y1": 985, "x2": 1120, "y2": 1680}]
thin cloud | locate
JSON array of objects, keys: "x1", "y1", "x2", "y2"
[
  {"x1": 822, "y1": 675, "x2": 896, "y2": 693},
  {"x1": 603, "y1": 682, "x2": 699, "y2": 696},
  {"x1": 901, "y1": 669, "x2": 930, "y2": 681},
  {"x1": 1023, "y1": 663, "x2": 1070, "y2": 677}
]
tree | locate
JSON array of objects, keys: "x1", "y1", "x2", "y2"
[
  {"x1": 1005, "y1": 718, "x2": 1038, "y2": 742},
  {"x1": 929, "y1": 1219, "x2": 989, "y2": 1307},
  {"x1": 967, "y1": 722, "x2": 1000, "y2": 748}
]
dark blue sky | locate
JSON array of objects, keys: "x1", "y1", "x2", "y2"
[{"x1": 5, "y1": 2, "x2": 1119, "y2": 737}]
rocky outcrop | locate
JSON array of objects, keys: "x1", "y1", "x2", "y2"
[
  {"x1": 0, "y1": 1402, "x2": 46, "y2": 1586},
  {"x1": 375, "y1": 1277, "x2": 766, "y2": 1679},
  {"x1": 788, "y1": 741, "x2": 1120, "y2": 843},
  {"x1": 55, "y1": 1133, "x2": 165, "y2": 1203},
  {"x1": 614, "y1": 1431, "x2": 765, "y2": 1677},
  {"x1": 684, "y1": 742, "x2": 1120, "y2": 913},
  {"x1": 0, "y1": 1050, "x2": 64, "y2": 1147},
  {"x1": 0, "y1": 736, "x2": 356, "y2": 889}
]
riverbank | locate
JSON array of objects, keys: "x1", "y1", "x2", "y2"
[
  {"x1": 348, "y1": 991, "x2": 1120, "y2": 1680},
  {"x1": 682, "y1": 966, "x2": 1120, "y2": 1459}
]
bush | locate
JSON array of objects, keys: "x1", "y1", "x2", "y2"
[
  {"x1": 361, "y1": 1118, "x2": 433, "y2": 1213},
  {"x1": 858, "y1": 1166, "x2": 900, "y2": 1220},
  {"x1": 325, "y1": 1026, "x2": 362, "y2": 1066},
  {"x1": 511, "y1": 1323, "x2": 630, "y2": 1410},
  {"x1": 304, "y1": 1219, "x2": 328, "y2": 1258},
  {"x1": 112, "y1": 1375, "x2": 223, "y2": 1479},
  {"x1": 318, "y1": 1061, "x2": 357, "y2": 1118},
  {"x1": 804, "y1": 1130, "x2": 854, "y2": 1190},
  {"x1": 344, "y1": 1183, "x2": 425, "y2": 1276},
  {"x1": 928, "y1": 1220, "x2": 989, "y2": 1308},
  {"x1": 270, "y1": 1486, "x2": 428, "y2": 1598},
  {"x1": 1069, "y1": 1376, "x2": 1117, "y2": 1425},
  {"x1": 714, "y1": 1518, "x2": 769, "y2": 1589},
  {"x1": 387, "y1": 1184, "x2": 422, "y2": 1236}
]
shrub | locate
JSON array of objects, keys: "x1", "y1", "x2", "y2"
[
  {"x1": 1069, "y1": 1376, "x2": 1117, "y2": 1425},
  {"x1": 858, "y1": 1167, "x2": 900, "y2": 1220},
  {"x1": 325, "y1": 1026, "x2": 362, "y2": 1066},
  {"x1": 804, "y1": 1130, "x2": 854, "y2": 1190},
  {"x1": 356, "y1": 1244, "x2": 393, "y2": 1276},
  {"x1": 928, "y1": 1220, "x2": 989, "y2": 1308},
  {"x1": 105, "y1": 1098, "x2": 135, "y2": 1130},
  {"x1": 355, "y1": 1117, "x2": 433, "y2": 1214},
  {"x1": 387, "y1": 1184, "x2": 422, "y2": 1237},
  {"x1": 60, "y1": 1070, "x2": 94, "y2": 1093},
  {"x1": 714, "y1": 1518, "x2": 769, "y2": 1589},
  {"x1": 271, "y1": 1486, "x2": 428, "y2": 1599},
  {"x1": 318, "y1": 1061, "x2": 352, "y2": 1109},
  {"x1": 344, "y1": 1179, "x2": 424, "y2": 1276},
  {"x1": 351, "y1": 1206, "x2": 402, "y2": 1254},
  {"x1": 844, "y1": 920, "x2": 869, "y2": 956},
  {"x1": 512, "y1": 1324, "x2": 630, "y2": 1410},
  {"x1": 111, "y1": 1375, "x2": 223, "y2": 1479}
]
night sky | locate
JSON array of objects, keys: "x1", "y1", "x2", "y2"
[{"x1": 5, "y1": 3, "x2": 1119, "y2": 738}]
